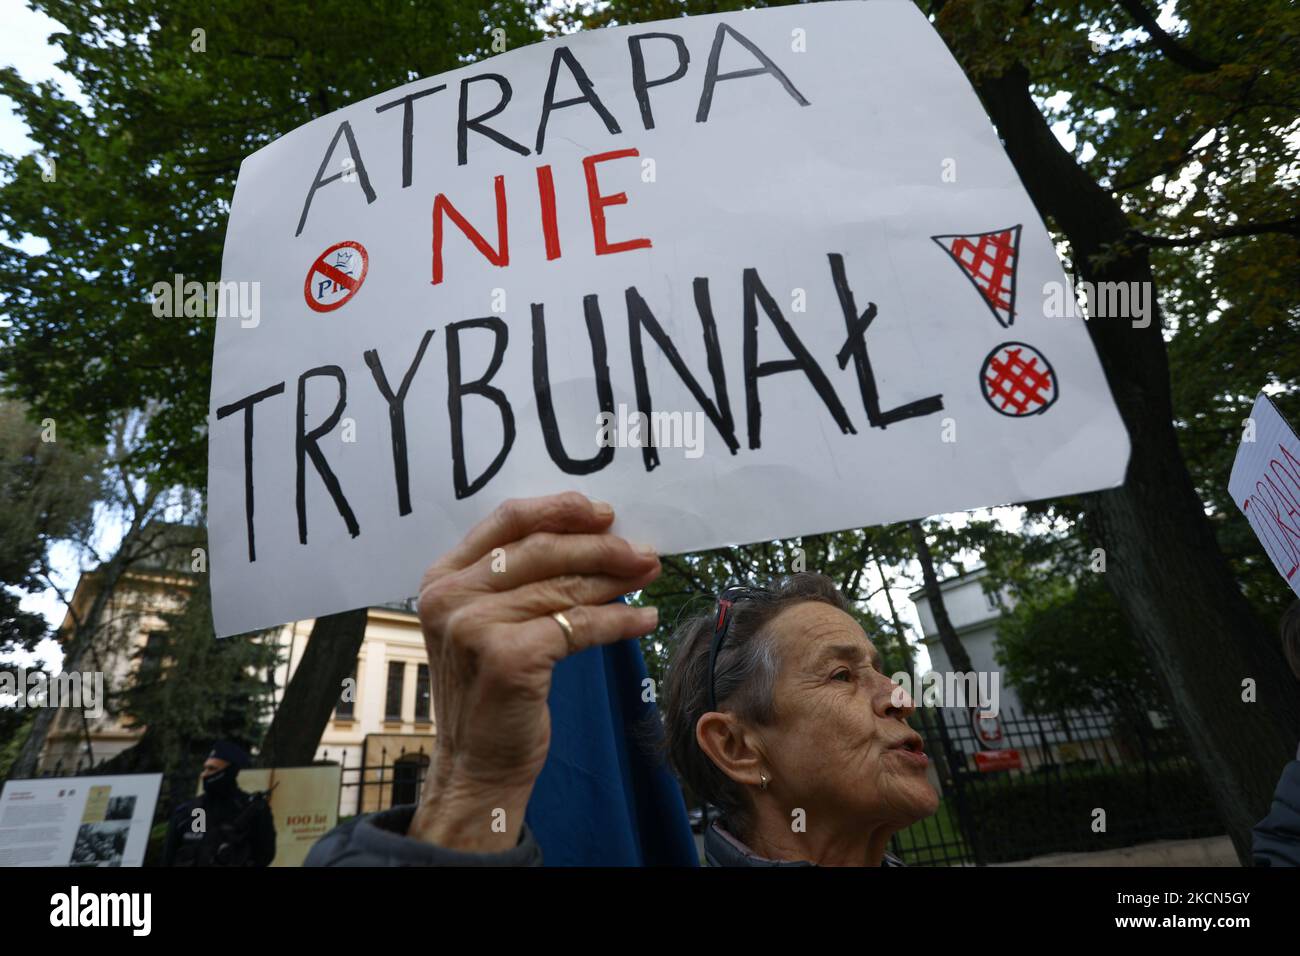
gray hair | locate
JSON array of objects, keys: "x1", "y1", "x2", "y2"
[{"x1": 662, "y1": 573, "x2": 850, "y2": 838}]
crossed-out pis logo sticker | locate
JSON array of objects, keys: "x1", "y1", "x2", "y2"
[{"x1": 304, "y1": 240, "x2": 369, "y2": 313}]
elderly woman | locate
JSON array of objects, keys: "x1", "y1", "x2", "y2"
[{"x1": 307, "y1": 492, "x2": 937, "y2": 867}]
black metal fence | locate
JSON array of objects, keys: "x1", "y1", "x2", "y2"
[
  {"x1": 42, "y1": 745, "x2": 432, "y2": 821},
  {"x1": 40, "y1": 704, "x2": 1229, "y2": 866},
  {"x1": 326, "y1": 746, "x2": 431, "y2": 818},
  {"x1": 889, "y1": 704, "x2": 1226, "y2": 866}
]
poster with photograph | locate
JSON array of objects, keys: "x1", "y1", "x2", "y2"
[{"x1": 0, "y1": 774, "x2": 163, "y2": 868}]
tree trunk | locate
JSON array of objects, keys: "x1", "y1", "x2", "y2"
[
  {"x1": 971, "y1": 62, "x2": 1300, "y2": 863},
  {"x1": 873, "y1": 551, "x2": 916, "y2": 670},
  {"x1": 909, "y1": 521, "x2": 976, "y2": 675},
  {"x1": 6, "y1": 551, "x2": 130, "y2": 780},
  {"x1": 256, "y1": 608, "x2": 370, "y2": 768}
]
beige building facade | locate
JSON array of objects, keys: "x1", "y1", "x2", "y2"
[
  {"x1": 40, "y1": 568, "x2": 434, "y2": 817},
  {"x1": 277, "y1": 604, "x2": 435, "y2": 815}
]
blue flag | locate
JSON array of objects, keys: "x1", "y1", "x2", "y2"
[{"x1": 525, "y1": 628, "x2": 699, "y2": 866}]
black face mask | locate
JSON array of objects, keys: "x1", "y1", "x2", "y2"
[{"x1": 202, "y1": 767, "x2": 238, "y2": 798}]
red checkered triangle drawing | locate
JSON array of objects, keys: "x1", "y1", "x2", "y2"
[{"x1": 931, "y1": 224, "x2": 1022, "y2": 328}]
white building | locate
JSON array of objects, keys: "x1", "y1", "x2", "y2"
[
  {"x1": 908, "y1": 566, "x2": 1138, "y2": 769},
  {"x1": 907, "y1": 566, "x2": 1026, "y2": 716}
]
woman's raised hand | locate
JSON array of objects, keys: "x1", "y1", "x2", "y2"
[{"x1": 409, "y1": 492, "x2": 661, "y2": 851}]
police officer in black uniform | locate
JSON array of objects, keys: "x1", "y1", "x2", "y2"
[{"x1": 162, "y1": 741, "x2": 276, "y2": 867}]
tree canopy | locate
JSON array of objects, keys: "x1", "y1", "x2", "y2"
[{"x1": 0, "y1": 0, "x2": 546, "y2": 486}]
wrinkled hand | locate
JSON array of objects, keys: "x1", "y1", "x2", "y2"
[{"x1": 408, "y1": 492, "x2": 661, "y2": 851}]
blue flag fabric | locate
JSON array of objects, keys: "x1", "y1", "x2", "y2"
[{"x1": 524, "y1": 632, "x2": 699, "y2": 866}]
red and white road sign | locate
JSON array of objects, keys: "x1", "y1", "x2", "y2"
[
  {"x1": 304, "y1": 240, "x2": 369, "y2": 313},
  {"x1": 974, "y1": 749, "x2": 1022, "y2": 773},
  {"x1": 972, "y1": 709, "x2": 1005, "y2": 746}
]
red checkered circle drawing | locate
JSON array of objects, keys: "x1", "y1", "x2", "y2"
[
  {"x1": 980, "y1": 341, "x2": 1058, "y2": 417},
  {"x1": 304, "y1": 240, "x2": 369, "y2": 313}
]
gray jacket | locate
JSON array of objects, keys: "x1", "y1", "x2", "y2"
[
  {"x1": 305, "y1": 804, "x2": 543, "y2": 866},
  {"x1": 703, "y1": 821, "x2": 904, "y2": 867},
  {"x1": 1252, "y1": 756, "x2": 1300, "y2": 867},
  {"x1": 305, "y1": 804, "x2": 905, "y2": 867}
]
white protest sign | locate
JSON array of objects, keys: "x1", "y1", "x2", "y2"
[
  {"x1": 1229, "y1": 393, "x2": 1300, "y2": 598},
  {"x1": 207, "y1": 0, "x2": 1130, "y2": 636}
]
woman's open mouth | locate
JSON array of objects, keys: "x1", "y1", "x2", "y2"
[{"x1": 887, "y1": 734, "x2": 929, "y2": 768}]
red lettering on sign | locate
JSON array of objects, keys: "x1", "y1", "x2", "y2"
[
  {"x1": 583, "y1": 148, "x2": 653, "y2": 257},
  {"x1": 1246, "y1": 484, "x2": 1300, "y2": 579},
  {"x1": 536, "y1": 164, "x2": 562, "y2": 261},
  {"x1": 430, "y1": 151, "x2": 653, "y2": 284},
  {"x1": 432, "y1": 175, "x2": 509, "y2": 285}
]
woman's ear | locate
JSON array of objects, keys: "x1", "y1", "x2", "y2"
[{"x1": 695, "y1": 712, "x2": 766, "y2": 789}]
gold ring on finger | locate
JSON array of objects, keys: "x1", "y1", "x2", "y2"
[{"x1": 550, "y1": 610, "x2": 577, "y2": 655}]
